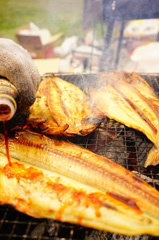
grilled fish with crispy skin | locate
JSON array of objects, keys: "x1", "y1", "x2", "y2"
[
  {"x1": 88, "y1": 72, "x2": 159, "y2": 166},
  {"x1": 0, "y1": 131, "x2": 159, "y2": 235},
  {"x1": 28, "y1": 75, "x2": 103, "y2": 136}
]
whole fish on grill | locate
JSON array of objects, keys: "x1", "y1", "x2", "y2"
[
  {"x1": 88, "y1": 71, "x2": 159, "y2": 167},
  {"x1": 28, "y1": 75, "x2": 104, "y2": 136},
  {"x1": 0, "y1": 131, "x2": 159, "y2": 236}
]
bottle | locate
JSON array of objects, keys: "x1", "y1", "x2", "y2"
[{"x1": 0, "y1": 78, "x2": 18, "y2": 121}]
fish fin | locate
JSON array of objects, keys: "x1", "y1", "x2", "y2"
[{"x1": 145, "y1": 145, "x2": 159, "y2": 167}]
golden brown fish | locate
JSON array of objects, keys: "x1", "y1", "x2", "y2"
[
  {"x1": 88, "y1": 72, "x2": 159, "y2": 166},
  {"x1": 28, "y1": 75, "x2": 103, "y2": 136},
  {"x1": 0, "y1": 131, "x2": 159, "y2": 236}
]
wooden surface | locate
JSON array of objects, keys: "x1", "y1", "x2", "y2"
[{"x1": 33, "y1": 58, "x2": 60, "y2": 75}]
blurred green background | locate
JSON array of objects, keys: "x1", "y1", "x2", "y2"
[{"x1": 0, "y1": 0, "x2": 83, "y2": 42}]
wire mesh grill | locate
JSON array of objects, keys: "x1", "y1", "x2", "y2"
[{"x1": 0, "y1": 73, "x2": 159, "y2": 240}]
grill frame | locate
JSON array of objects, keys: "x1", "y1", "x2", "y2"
[{"x1": 0, "y1": 72, "x2": 159, "y2": 240}]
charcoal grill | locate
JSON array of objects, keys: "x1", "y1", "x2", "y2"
[{"x1": 0, "y1": 73, "x2": 159, "y2": 240}]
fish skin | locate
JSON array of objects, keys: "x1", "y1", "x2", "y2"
[
  {"x1": 88, "y1": 72, "x2": 159, "y2": 166},
  {"x1": 0, "y1": 131, "x2": 159, "y2": 235}
]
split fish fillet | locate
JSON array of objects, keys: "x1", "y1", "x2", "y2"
[
  {"x1": 28, "y1": 75, "x2": 103, "y2": 136},
  {"x1": 0, "y1": 131, "x2": 159, "y2": 235},
  {"x1": 88, "y1": 72, "x2": 159, "y2": 166}
]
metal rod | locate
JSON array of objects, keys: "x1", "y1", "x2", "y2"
[
  {"x1": 100, "y1": 18, "x2": 115, "y2": 71},
  {"x1": 114, "y1": 19, "x2": 126, "y2": 69}
]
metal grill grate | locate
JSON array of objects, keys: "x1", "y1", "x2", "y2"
[{"x1": 0, "y1": 73, "x2": 159, "y2": 240}]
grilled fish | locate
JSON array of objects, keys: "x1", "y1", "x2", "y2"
[
  {"x1": 0, "y1": 131, "x2": 159, "y2": 235},
  {"x1": 88, "y1": 72, "x2": 159, "y2": 166},
  {"x1": 28, "y1": 75, "x2": 104, "y2": 136}
]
